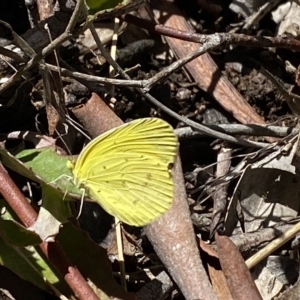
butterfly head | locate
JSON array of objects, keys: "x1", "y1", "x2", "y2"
[
  {"x1": 66, "y1": 159, "x2": 80, "y2": 186},
  {"x1": 67, "y1": 159, "x2": 75, "y2": 170}
]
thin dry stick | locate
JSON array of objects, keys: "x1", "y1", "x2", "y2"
[
  {"x1": 115, "y1": 218, "x2": 127, "y2": 291},
  {"x1": 143, "y1": 93, "x2": 272, "y2": 149},
  {"x1": 229, "y1": 223, "x2": 293, "y2": 254},
  {"x1": 242, "y1": 0, "x2": 282, "y2": 31},
  {"x1": 175, "y1": 125, "x2": 297, "y2": 139},
  {"x1": 109, "y1": 17, "x2": 120, "y2": 95},
  {"x1": 142, "y1": 37, "x2": 222, "y2": 92},
  {"x1": 44, "y1": 23, "x2": 64, "y2": 102},
  {"x1": 108, "y1": 18, "x2": 127, "y2": 290},
  {"x1": 0, "y1": 45, "x2": 27, "y2": 62},
  {"x1": 210, "y1": 148, "x2": 232, "y2": 238},
  {"x1": 45, "y1": 63, "x2": 144, "y2": 87},
  {"x1": 1, "y1": 123, "x2": 295, "y2": 147},
  {"x1": 246, "y1": 221, "x2": 300, "y2": 269}
]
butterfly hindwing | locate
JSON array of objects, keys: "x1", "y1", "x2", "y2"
[{"x1": 71, "y1": 118, "x2": 178, "y2": 226}]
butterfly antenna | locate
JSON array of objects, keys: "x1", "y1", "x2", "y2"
[
  {"x1": 76, "y1": 188, "x2": 85, "y2": 219},
  {"x1": 115, "y1": 218, "x2": 127, "y2": 291}
]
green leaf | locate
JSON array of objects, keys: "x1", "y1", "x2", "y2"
[
  {"x1": 86, "y1": 0, "x2": 123, "y2": 12},
  {"x1": 87, "y1": 0, "x2": 144, "y2": 16},
  {"x1": 0, "y1": 199, "x2": 41, "y2": 246},
  {"x1": 0, "y1": 219, "x2": 41, "y2": 246},
  {"x1": 15, "y1": 148, "x2": 74, "y2": 190},
  {"x1": 0, "y1": 145, "x2": 82, "y2": 198}
]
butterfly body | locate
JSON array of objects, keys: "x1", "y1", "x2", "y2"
[{"x1": 70, "y1": 118, "x2": 178, "y2": 226}]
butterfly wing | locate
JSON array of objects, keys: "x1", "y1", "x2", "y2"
[{"x1": 72, "y1": 118, "x2": 178, "y2": 226}]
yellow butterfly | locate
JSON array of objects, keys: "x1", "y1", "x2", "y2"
[{"x1": 68, "y1": 118, "x2": 178, "y2": 226}]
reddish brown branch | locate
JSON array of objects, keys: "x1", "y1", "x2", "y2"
[
  {"x1": 71, "y1": 93, "x2": 217, "y2": 300},
  {"x1": 216, "y1": 233, "x2": 262, "y2": 300},
  {"x1": 121, "y1": 14, "x2": 300, "y2": 51}
]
